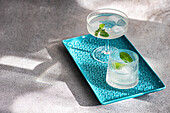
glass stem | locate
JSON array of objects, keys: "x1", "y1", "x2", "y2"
[{"x1": 105, "y1": 39, "x2": 110, "y2": 54}]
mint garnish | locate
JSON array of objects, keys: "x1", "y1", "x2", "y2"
[
  {"x1": 100, "y1": 29, "x2": 109, "y2": 37},
  {"x1": 94, "y1": 24, "x2": 109, "y2": 37},
  {"x1": 120, "y1": 52, "x2": 133, "y2": 63},
  {"x1": 99, "y1": 23, "x2": 105, "y2": 29},
  {"x1": 112, "y1": 62, "x2": 126, "y2": 69},
  {"x1": 95, "y1": 28, "x2": 101, "y2": 36},
  {"x1": 112, "y1": 52, "x2": 133, "y2": 69}
]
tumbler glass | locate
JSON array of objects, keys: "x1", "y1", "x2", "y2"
[{"x1": 106, "y1": 49, "x2": 139, "y2": 89}]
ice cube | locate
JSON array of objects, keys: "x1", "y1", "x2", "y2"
[
  {"x1": 91, "y1": 21, "x2": 101, "y2": 29},
  {"x1": 112, "y1": 26, "x2": 124, "y2": 33},
  {"x1": 117, "y1": 19, "x2": 126, "y2": 26},
  {"x1": 108, "y1": 15, "x2": 120, "y2": 23},
  {"x1": 100, "y1": 20, "x2": 116, "y2": 30},
  {"x1": 116, "y1": 65, "x2": 132, "y2": 75}
]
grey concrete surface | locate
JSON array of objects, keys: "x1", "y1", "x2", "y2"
[{"x1": 0, "y1": 0, "x2": 170, "y2": 113}]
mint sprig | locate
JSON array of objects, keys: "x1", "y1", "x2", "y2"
[
  {"x1": 95, "y1": 28, "x2": 101, "y2": 36},
  {"x1": 120, "y1": 52, "x2": 133, "y2": 63},
  {"x1": 112, "y1": 52, "x2": 133, "y2": 69},
  {"x1": 112, "y1": 62, "x2": 126, "y2": 69},
  {"x1": 95, "y1": 24, "x2": 109, "y2": 37},
  {"x1": 99, "y1": 24, "x2": 105, "y2": 29},
  {"x1": 100, "y1": 29, "x2": 109, "y2": 37}
]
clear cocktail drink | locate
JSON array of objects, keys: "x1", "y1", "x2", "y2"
[
  {"x1": 106, "y1": 49, "x2": 139, "y2": 89},
  {"x1": 87, "y1": 9, "x2": 128, "y2": 63},
  {"x1": 87, "y1": 13, "x2": 128, "y2": 39}
]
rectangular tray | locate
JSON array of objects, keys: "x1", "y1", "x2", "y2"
[{"x1": 62, "y1": 34, "x2": 165, "y2": 105}]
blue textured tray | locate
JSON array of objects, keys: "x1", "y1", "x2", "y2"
[{"x1": 62, "y1": 34, "x2": 165, "y2": 105}]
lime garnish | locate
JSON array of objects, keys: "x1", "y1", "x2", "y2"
[
  {"x1": 94, "y1": 24, "x2": 109, "y2": 37},
  {"x1": 120, "y1": 52, "x2": 133, "y2": 63}
]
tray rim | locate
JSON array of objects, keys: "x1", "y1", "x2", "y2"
[{"x1": 62, "y1": 34, "x2": 166, "y2": 105}]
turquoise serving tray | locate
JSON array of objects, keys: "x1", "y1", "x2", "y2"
[{"x1": 62, "y1": 34, "x2": 165, "y2": 105}]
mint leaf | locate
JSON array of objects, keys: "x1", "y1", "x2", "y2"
[
  {"x1": 120, "y1": 52, "x2": 133, "y2": 63},
  {"x1": 95, "y1": 28, "x2": 101, "y2": 36},
  {"x1": 100, "y1": 29, "x2": 109, "y2": 37},
  {"x1": 112, "y1": 62, "x2": 126, "y2": 69},
  {"x1": 94, "y1": 24, "x2": 109, "y2": 37},
  {"x1": 99, "y1": 24, "x2": 105, "y2": 29},
  {"x1": 111, "y1": 52, "x2": 133, "y2": 70}
]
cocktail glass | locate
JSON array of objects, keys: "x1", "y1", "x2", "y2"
[
  {"x1": 87, "y1": 8, "x2": 128, "y2": 63},
  {"x1": 106, "y1": 49, "x2": 139, "y2": 89}
]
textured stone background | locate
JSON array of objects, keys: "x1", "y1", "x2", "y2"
[{"x1": 0, "y1": 0, "x2": 170, "y2": 113}]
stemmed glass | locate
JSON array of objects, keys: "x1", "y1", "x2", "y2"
[{"x1": 87, "y1": 8, "x2": 128, "y2": 63}]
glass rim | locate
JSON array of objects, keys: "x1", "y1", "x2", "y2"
[{"x1": 86, "y1": 8, "x2": 128, "y2": 27}]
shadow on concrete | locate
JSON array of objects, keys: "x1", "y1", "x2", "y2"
[
  {"x1": 0, "y1": 0, "x2": 99, "y2": 112},
  {"x1": 46, "y1": 41, "x2": 100, "y2": 106},
  {"x1": 0, "y1": 0, "x2": 169, "y2": 112}
]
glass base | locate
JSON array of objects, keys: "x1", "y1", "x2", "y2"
[
  {"x1": 106, "y1": 79, "x2": 139, "y2": 89},
  {"x1": 92, "y1": 46, "x2": 117, "y2": 63}
]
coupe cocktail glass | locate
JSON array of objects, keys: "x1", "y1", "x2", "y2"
[{"x1": 87, "y1": 8, "x2": 128, "y2": 63}]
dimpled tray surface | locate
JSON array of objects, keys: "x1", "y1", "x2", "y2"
[{"x1": 62, "y1": 34, "x2": 165, "y2": 105}]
